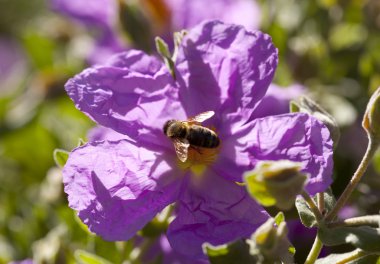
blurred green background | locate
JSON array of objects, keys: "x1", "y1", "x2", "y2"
[{"x1": 1, "y1": 0, "x2": 380, "y2": 263}]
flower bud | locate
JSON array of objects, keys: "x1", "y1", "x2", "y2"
[
  {"x1": 363, "y1": 87, "x2": 380, "y2": 142},
  {"x1": 244, "y1": 160, "x2": 308, "y2": 210},
  {"x1": 247, "y1": 214, "x2": 294, "y2": 264},
  {"x1": 291, "y1": 96, "x2": 340, "y2": 148}
]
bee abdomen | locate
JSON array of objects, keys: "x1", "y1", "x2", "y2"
[{"x1": 187, "y1": 126, "x2": 220, "y2": 148}]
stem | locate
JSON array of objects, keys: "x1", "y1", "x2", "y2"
[
  {"x1": 317, "y1": 193, "x2": 325, "y2": 215},
  {"x1": 301, "y1": 190, "x2": 323, "y2": 222},
  {"x1": 328, "y1": 215, "x2": 380, "y2": 228},
  {"x1": 336, "y1": 249, "x2": 370, "y2": 264},
  {"x1": 325, "y1": 138, "x2": 379, "y2": 222},
  {"x1": 304, "y1": 235, "x2": 323, "y2": 264}
]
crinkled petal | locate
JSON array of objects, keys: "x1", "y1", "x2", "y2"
[
  {"x1": 251, "y1": 83, "x2": 305, "y2": 119},
  {"x1": 165, "y1": 0, "x2": 261, "y2": 31},
  {"x1": 65, "y1": 50, "x2": 186, "y2": 145},
  {"x1": 63, "y1": 140, "x2": 183, "y2": 240},
  {"x1": 176, "y1": 20, "x2": 278, "y2": 133},
  {"x1": 212, "y1": 84, "x2": 304, "y2": 182},
  {"x1": 87, "y1": 125, "x2": 127, "y2": 142},
  {"x1": 51, "y1": 0, "x2": 117, "y2": 29},
  {"x1": 213, "y1": 113, "x2": 333, "y2": 190},
  {"x1": 167, "y1": 171, "x2": 269, "y2": 259},
  {"x1": 104, "y1": 50, "x2": 163, "y2": 75},
  {"x1": 243, "y1": 113, "x2": 333, "y2": 194}
]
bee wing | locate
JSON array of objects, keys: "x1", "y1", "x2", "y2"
[
  {"x1": 188, "y1": 111, "x2": 215, "y2": 123},
  {"x1": 173, "y1": 138, "x2": 190, "y2": 162}
]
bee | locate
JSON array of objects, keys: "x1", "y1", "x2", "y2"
[{"x1": 163, "y1": 111, "x2": 220, "y2": 162}]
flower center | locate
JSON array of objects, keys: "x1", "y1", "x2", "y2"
[{"x1": 177, "y1": 145, "x2": 220, "y2": 176}]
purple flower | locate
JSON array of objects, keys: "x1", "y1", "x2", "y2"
[
  {"x1": 51, "y1": 0, "x2": 124, "y2": 64},
  {"x1": 252, "y1": 83, "x2": 304, "y2": 119},
  {"x1": 0, "y1": 38, "x2": 26, "y2": 94},
  {"x1": 51, "y1": 0, "x2": 261, "y2": 63},
  {"x1": 63, "y1": 21, "x2": 333, "y2": 259},
  {"x1": 164, "y1": 0, "x2": 261, "y2": 32},
  {"x1": 51, "y1": 0, "x2": 117, "y2": 28},
  {"x1": 8, "y1": 260, "x2": 34, "y2": 264}
]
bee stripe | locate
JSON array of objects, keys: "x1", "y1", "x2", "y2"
[{"x1": 187, "y1": 126, "x2": 219, "y2": 148}]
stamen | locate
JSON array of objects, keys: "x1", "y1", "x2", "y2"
[{"x1": 178, "y1": 144, "x2": 221, "y2": 176}]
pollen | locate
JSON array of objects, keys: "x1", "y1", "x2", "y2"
[{"x1": 177, "y1": 144, "x2": 220, "y2": 176}]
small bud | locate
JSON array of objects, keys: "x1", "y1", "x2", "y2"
[
  {"x1": 155, "y1": 36, "x2": 176, "y2": 79},
  {"x1": 244, "y1": 160, "x2": 308, "y2": 210},
  {"x1": 291, "y1": 96, "x2": 340, "y2": 148},
  {"x1": 172, "y1": 30, "x2": 187, "y2": 61},
  {"x1": 247, "y1": 213, "x2": 294, "y2": 264},
  {"x1": 363, "y1": 87, "x2": 380, "y2": 142}
]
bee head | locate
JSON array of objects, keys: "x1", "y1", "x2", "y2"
[{"x1": 163, "y1": 120, "x2": 176, "y2": 136}]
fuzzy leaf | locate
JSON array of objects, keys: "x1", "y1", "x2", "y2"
[
  {"x1": 315, "y1": 250, "x2": 379, "y2": 264},
  {"x1": 318, "y1": 225, "x2": 380, "y2": 252},
  {"x1": 322, "y1": 188, "x2": 336, "y2": 213},
  {"x1": 295, "y1": 190, "x2": 336, "y2": 228},
  {"x1": 295, "y1": 197, "x2": 317, "y2": 227},
  {"x1": 315, "y1": 249, "x2": 379, "y2": 264}
]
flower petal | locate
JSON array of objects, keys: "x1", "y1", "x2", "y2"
[
  {"x1": 167, "y1": 171, "x2": 269, "y2": 259},
  {"x1": 87, "y1": 125, "x2": 127, "y2": 142},
  {"x1": 165, "y1": 0, "x2": 261, "y2": 31},
  {"x1": 51, "y1": 0, "x2": 117, "y2": 29},
  {"x1": 243, "y1": 113, "x2": 334, "y2": 195},
  {"x1": 65, "y1": 50, "x2": 186, "y2": 144},
  {"x1": 176, "y1": 20, "x2": 278, "y2": 132},
  {"x1": 63, "y1": 140, "x2": 183, "y2": 240},
  {"x1": 251, "y1": 83, "x2": 305, "y2": 119},
  {"x1": 88, "y1": 29, "x2": 125, "y2": 65}
]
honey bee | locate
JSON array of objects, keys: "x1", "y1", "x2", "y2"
[{"x1": 163, "y1": 111, "x2": 220, "y2": 162}]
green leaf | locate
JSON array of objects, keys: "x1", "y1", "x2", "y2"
[
  {"x1": 139, "y1": 218, "x2": 168, "y2": 238},
  {"x1": 295, "y1": 197, "x2": 317, "y2": 228},
  {"x1": 315, "y1": 250, "x2": 379, "y2": 264},
  {"x1": 22, "y1": 31, "x2": 56, "y2": 70},
  {"x1": 290, "y1": 100, "x2": 300, "y2": 113},
  {"x1": 322, "y1": 188, "x2": 336, "y2": 213},
  {"x1": 329, "y1": 23, "x2": 367, "y2": 51},
  {"x1": 53, "y1": 149, "x2": 69, "y2": 168},
  {"x1": 295, "y1": 190, "x2": 336, "y2": 228},
  {"x1": 203, "y1": 240, "x2": 255, "y2": 264},
  {"x1": 75, "y1": 250, "x2": 112, "y2": 264},
  {"x1": 318, "y1": 225, "x2": 380, "y2": 252},
  {"x1": 118, "y1": 1, "x2": 152, "y2": 52}
]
